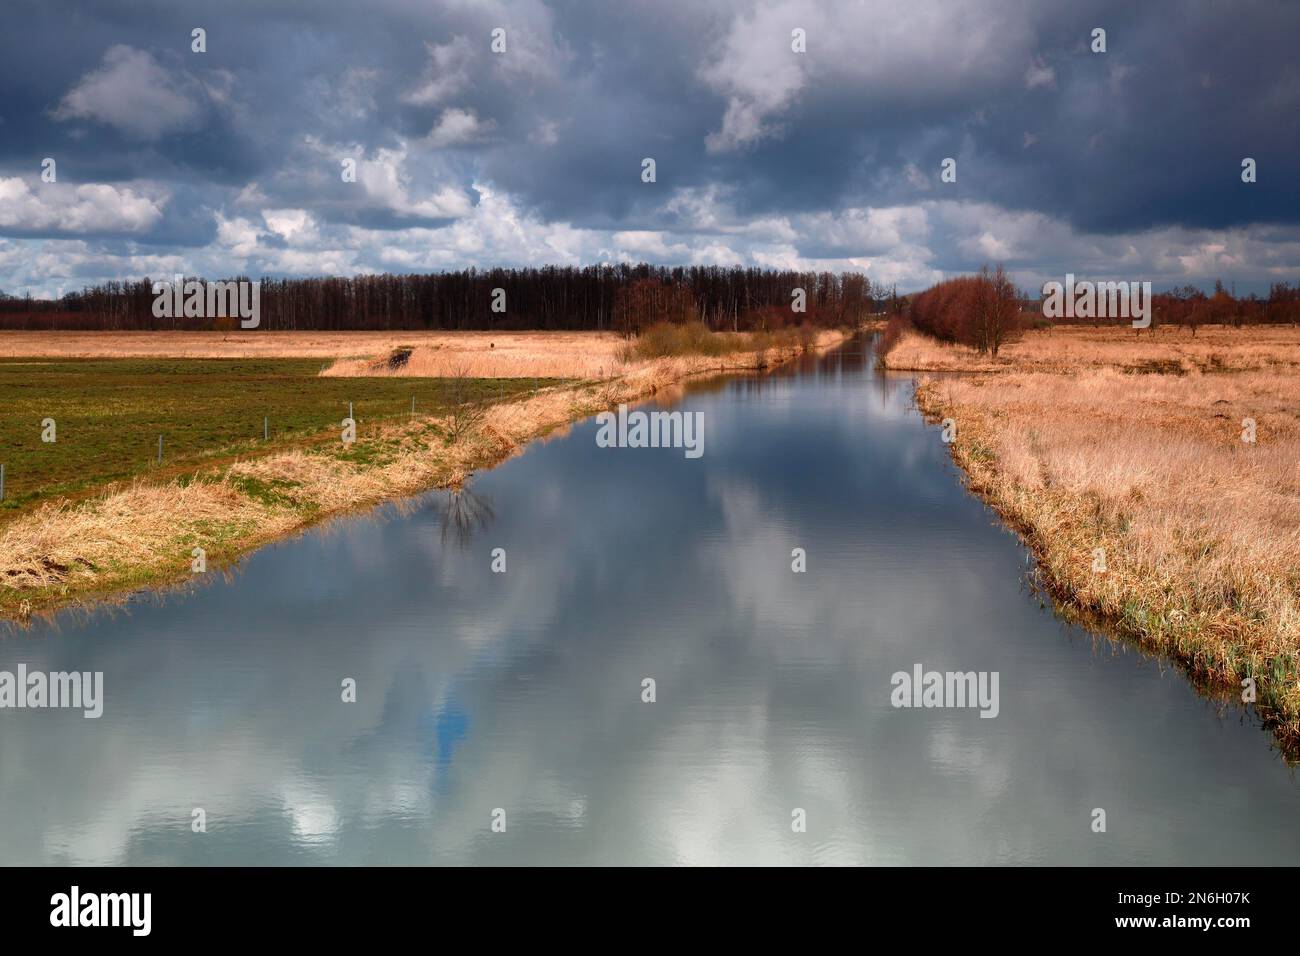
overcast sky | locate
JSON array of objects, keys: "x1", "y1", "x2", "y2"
[{"x1": 2, "y1": 0, "x2": 1298, "y2": 298}]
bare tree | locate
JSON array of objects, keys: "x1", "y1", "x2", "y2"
[
  {"x1": 435, "y1": 485, "x2": 495, "y2": 549},
  {"x1": 444, "y1": 362, "x2": 488, "y2": 444},
  {"x1": 970, "y1": 264, "x2": 1020, "y2": 356},
  {"x1": 986, "y1": 264, "x2": 1020, "y2": 357}
]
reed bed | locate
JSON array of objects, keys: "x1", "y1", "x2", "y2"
[
  {"x1": 321, "y1": 331, "x2": 629, "y2": 379},
  {"x1": 884, "y1": 323, "x2": 1300, "y2": 374},
  {"x1": 908, "y1": 326, "x2": 1300, "y2": 748}
]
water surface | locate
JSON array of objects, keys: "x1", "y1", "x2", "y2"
[{"x1": 2, "y1": 340, "x2": 1297, "y2": 865}]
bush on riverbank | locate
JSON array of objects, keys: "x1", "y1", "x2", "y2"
[
  {"x1": 621, "y1": 321, "x2": 820, "y2": 361},
  {"x1": 909, "y1": 264, "x2": 1023, "y2": 356}
]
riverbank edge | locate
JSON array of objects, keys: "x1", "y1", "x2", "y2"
[
  {"x1": 911, "y1": 379, "x2": 1299, "y2": 758},
  {"x1": 1, "y1": 330, "x2": 851, "y2": 626}
]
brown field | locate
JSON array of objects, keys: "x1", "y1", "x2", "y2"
[
  {"x1": 321, "y1": 330, "x2": 631, "y2": 378},
  {"x1": 885, "y1": 322, "x2": 1300, "y2": 374},
  {"x1": 0, "y1": 328, "x2": 630, "y2": 367},
  {"x1": 894, "y1": 324, "x2": 1300, "y2": 748},
  {"x1": 0, "y1": 327, "x2": 790, "y2": 380}
]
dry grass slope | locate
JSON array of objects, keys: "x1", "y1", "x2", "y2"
[
  {"x1": 901, "y1": 324, "x2": 1300, "y2": 749},
  {"x1": 321, "y1": 330, "x2": 630, "y2": 379}
]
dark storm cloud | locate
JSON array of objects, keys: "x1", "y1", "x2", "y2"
[
  {"x1": 959, "y1": 0, "x2": 1300, "y2": 233},
  {"x1": 1, "y1": 0, "x2": 1298, "y2": 294}
]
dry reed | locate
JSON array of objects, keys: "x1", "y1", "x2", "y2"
[{"x1": 907, "y1": 325, "x2": 1300, "y2": 747}]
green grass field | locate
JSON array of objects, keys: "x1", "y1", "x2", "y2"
[{"x1": 0, "y1": 358, "x2": 548, "y2": 514}]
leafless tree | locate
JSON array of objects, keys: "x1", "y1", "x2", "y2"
[
  {"x1": 435, "y1": 485, "x2": 495, "y2": 550},
  {"x1": 444, "y1": 362, "x2": 488, "y2": 444}
]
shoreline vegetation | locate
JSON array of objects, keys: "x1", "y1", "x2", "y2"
[
  {"x1": 880, "y1": 323, "x2": 1300, "y2": 754},
  {"x1": 0, "y1": 326, "x2": 850, "y2": 624}
]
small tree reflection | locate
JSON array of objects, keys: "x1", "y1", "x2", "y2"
[{"x1": 435, "y1": 485, "x2": 495, "y2": 550}]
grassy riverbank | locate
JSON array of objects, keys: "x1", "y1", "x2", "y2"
[
  {"x1": 0, "y1": 357, "x2": 542, "y2": 514},
  {"x1": 0, "y1": 328, "x2": 847, "y2": 622},
  {"x1": 884, "y1": 324, "x2": 1300, "y2": 750}
]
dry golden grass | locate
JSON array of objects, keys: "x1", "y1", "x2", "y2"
[
  {"x1": 0, "y1": 328, "x2": 846, "y2": 378},
  {"x1": 0, "y1": 329, "x2": 626, "y2": 362},
  {"x1": 318, "y1": 328, "x2": 838, "y2": 380},
  {"x1": 0, "y1": 481, "x2": 298, "y2": 592},
  {"x1": 886, "y1": 323, "x2": 1300, "y2": 374},
  {"x1": 0, "y1": 330, "x2": 847, "y2": 621},
  {"x1": 321, "y1": 330, "x2": 630, "y2": 379},
  {"x1": 909, "y1": 325, "x2": 1300, "y2": 747}
]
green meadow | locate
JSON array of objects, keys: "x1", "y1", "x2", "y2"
[{"x1": 0, "y1": 358, "x2": 544, "y2": 514}]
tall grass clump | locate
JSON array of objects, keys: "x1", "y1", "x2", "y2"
[
  {"x1": 622, "y1": 321, "x2": 740, "y2": 360},
  {"x1": 621, "y1": 321, "x2": 824, "y2": 362},
  {"x1": 876, "y1": 316, "x2": 911, "y2": 359}
]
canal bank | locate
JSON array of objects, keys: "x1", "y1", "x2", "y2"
[{"x1": 2, "y1": 335, "x2": 1296, "y2": 864}]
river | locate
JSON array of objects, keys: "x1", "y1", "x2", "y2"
[{"x1": 1, "y1": 338, "x2": 1296, "y2": 865}]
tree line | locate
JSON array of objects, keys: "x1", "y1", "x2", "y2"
[
  {"x1": 1141, "y1": 281, "x2": 1300, "y2": 334},
  {"x1": 8, "y1": 264, "x2": 1292, "y2": 336},
  {"x1": 0, "y1": 265, "x2": 883, "y2": 332},
  {"x1": 1029, "y1": 279, "x2": 1300, "y2": 332},
  {"x1": 902, "y1": 270, "x2": 1300, "y2": 355}
]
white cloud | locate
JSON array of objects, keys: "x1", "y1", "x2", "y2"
[
  {"x1": 607, "y1": 230, "x2": 691, "y2": 261},
  {"x1": 796, "y1": 206, "x2": 931, "y2": 255},
  {"x1": 262, "y1": 209, "x2": 319, "y2": 245},
  {"x1": 1024, "y1": 58, "x2": 1056, "y2": 90},
  {"x1": 53, "y1": 46, "x2": 202, "y2": 139},
  {"x1": 307, "y1": 138, "x2": 476, "y2": 220},
  {"x1": 402, "y1": 37, "x2": 474, "y2": 106},
  {"x1": 7, "y1": 185, "x2": 1300, "y2": 302},
  {"x1": 700, "y1": 4, "x2": 804, "y2": 152},
  {"x1": 214, "y1": 213, "x2": 264, "y2": 259},
  {"x1": 0, "y1": 177, "x2": 165, "y2": 233},
  {"x1": 234, "y1": 182, "x2": 270, "y2": 207},
  {"x1": 701, "y1": 0, "x2": 1035, "y2": 152},
  {"x1": 426, "y1": 108, "x2": 494, "y2": 148},
  {"x1": 689, "y1": 242, "x2": 744, "y2": 265}
]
